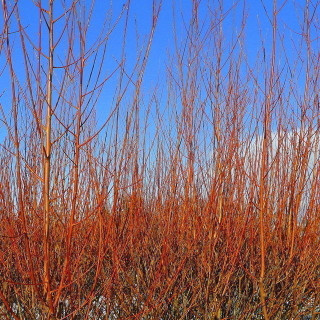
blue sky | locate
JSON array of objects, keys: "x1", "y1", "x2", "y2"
[{"x1": 0, "y1": 0, "x2": 318, "y2": 143}]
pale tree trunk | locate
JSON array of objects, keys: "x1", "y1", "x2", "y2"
[{"x1": 43, "y1": 0, "x2": 54, "y2": 315}]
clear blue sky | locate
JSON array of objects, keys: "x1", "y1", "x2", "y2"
[{"x1": 0, "y1": 0, "x2": 316, "y2": 142}]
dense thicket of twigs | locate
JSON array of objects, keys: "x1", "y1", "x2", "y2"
[{"x1": 0, "y1": 0, "x2": 319, "y2": 319}]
